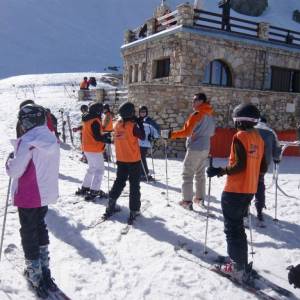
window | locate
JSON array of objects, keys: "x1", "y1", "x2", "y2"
[
  {"x1": 141, "y1": 63, "x2": 147, "y2": 81},
  {"x1": 154, "y1": 58, "x2": 170, "y2": 78},
  {"x1": 133, "y1": 64, "x2": 139, "y2": 82},
  {"x1": 271, "y1": 66, "x2": 300, "y2": 92},
  {"x1": 203, "y1": 60, "x2": 232, "y2": 86},
  {"x1": 128, "y1": 66, "x2": 133, "y2": 83}
]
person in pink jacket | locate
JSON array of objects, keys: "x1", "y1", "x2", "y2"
[{"x1": 6, "y1": 104, "x2": 60, "y2": 298}]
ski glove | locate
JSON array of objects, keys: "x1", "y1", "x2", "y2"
[
  {"x1": 273, "y1": 159, "x2": 280, "y2": 164},
  {"x1": 206, "y1": 166, "x2": 224, "y2": 178}
]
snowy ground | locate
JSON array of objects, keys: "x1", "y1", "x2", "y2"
[{"x1": 0, "y1": 74, "x2": 300, "y2": 300}]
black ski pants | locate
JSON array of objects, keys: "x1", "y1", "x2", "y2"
[
  {"x1": 254, "y1": 174, "x2": 265, "y2": 214},
  {"x1": 18, "y1": 206, "x2": 49, "y2": 260},
  {"x1": 221, "y1": 191, "x2": 253, "y2": 268},
  {"x1": 109, "y1": 161, "x2": 141, "y2": 212},
  {"x1": 140, "y1": 147, "x2": 149, "y2": 176}
]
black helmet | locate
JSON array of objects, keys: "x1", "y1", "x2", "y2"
[
  {"x1": 232, "y1": 103, "x2": 260, "y2": 129},
  {"x1": 288, "y1": 265, "x2": 300, "y2": 289},
  {"x1": 89, "y1": 102, "x2": 103, "y2": 116},
  {"x1": 103, "y1": 103, "x2": 110, "y2": 111},
  {"x1": 118, "y1": 101, "x2": 135, "y2": 119},
  {"x1": 19, "y1": 99, "x2": 35, "y2": 109},
  {"x1": 18, "y1": 104, "x2": 46, "y2": 132},
  {"x1": 139, "y1": 105, "x2": 148, "y2": 116},
  {"x1": 80, "y1": 104, "x2": 88, "y2": 113}
]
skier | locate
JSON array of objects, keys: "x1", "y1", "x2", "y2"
[
  {"x1": 103, "y1": 101, "x2": 145, "y2": 222},
  {"x1": 75, "y1": 102, "x2": 111, "y2": 200},
  {"x1": 6, "y1": 104, "x2": 60, "y2": 298},
  {"x1": 164, "y1": 93, "x2": 215, "y2": 209},
  {"x1": 206, "y1": 103, "x2": 267, "y2": 282},
  {"x1": 254, "y1": 115, "x2": 281, "y2": 226},
  {"x1": 138, "y1": 105, "x2": 160, "y2": 181},
  {"x1": 79, "y1": 76, "x2": 89, "y2": 90},
  {"x1": 102, "y1": 103, "x2": 114, "y2": 162}
]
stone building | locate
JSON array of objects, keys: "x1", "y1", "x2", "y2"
[{"x1": 121, "y1": 2, "x2": 300, "y2": 157}]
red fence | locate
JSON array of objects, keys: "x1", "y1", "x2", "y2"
[{"x1": 210, "y1": 128, "x2": 300, "y2": 157}]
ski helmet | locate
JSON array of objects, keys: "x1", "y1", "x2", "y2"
[
  {"x1": 80, "y1": 104, "x2": 88, "y2": 113},
  {"x1": 89, "y1": 102, "x2": 103, "y2": 116},
  {"x1": 19, "y1": 99, "x2": 35, "y2": 109},
  {"x1": 18, "y1": 104, "x2": 46, "y2": 132},
  {"x1": 232, "y1": 103, "x2": 260, "y2": 129},
  {"x1": 139, "y1": 105, "x2": 148, "y2": 116},
  {"x1": 118, "y1": 101, "x2": 135, "y2": 119},
  {"x1": 103, "y1": 103, "x2": 110, "y2": 112}
]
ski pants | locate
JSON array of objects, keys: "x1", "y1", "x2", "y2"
[
  {"x1": 254, "y1": 174, "x2": 265, "y2": 214},
  {"x1": 109, "y1": 161, "x2": 141, "y2": 212},
  {"x1": 221, "y1": 192, "x2": 253, "y2": 268},
  {"x1": 140, "y1": 147, "x2": 149, "y2": 176},
  {"x1": 82, "y1": 152, "x2": 104, "y2": 191},
  {"x1": 181, "y1": 149, "x2": 209, "y2": 201},
  {"x1": 18, "y1": 206, "x2": 49, "y2": 260}
]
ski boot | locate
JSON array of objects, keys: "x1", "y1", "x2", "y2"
[
  {"x1": 40, "y1": 245, "x2": 58, "y2": 292},
  {"x1": 256, "y1": 211, "x2": 266, "y2": 228},
  {"x1": 193, "y1": 197, "x2": 205, "y2": 208},
  {"x1": 102, "y1": 198, "x2": 121, "y2": 220},
  {"x1": 85, "y1": 189, "x2": 107, "y2": 201},
  {"x1": 75, "y1": 186, "x2": 90, "y2": 196},
  {"x1": 179, "y1": 200, "x2": 193, "y2": 210},
  {"x1": 24, "y1": 259, "x2": 49, "y2": 299},
  {"x1": 128, "y1": 210, "x2": 140, "y2": 224}
]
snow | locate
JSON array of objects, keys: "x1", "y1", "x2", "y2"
[
  {"x1": 0, "y1": 73, "x2": 300, "y2": 299},
  {"x1": 1, "y1": 0, "x2": 300, "y2": 79}
]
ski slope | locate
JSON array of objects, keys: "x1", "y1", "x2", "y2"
[
  {"x1": 0, "y1": 74, "x2": 299, "y2": 299},
  {"x1": 0, "y1": 0, "x2": 300, "y2": 79}
]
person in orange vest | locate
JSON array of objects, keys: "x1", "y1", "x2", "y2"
[
  {"x1": 102, "y1": 103, "x2": 114, "y2": 162},
  {"x1": 75, "y1": 102, "x2": 111, "y2": 201},
  {"x1": 102, "y1": 101, "x2": 145, "y2": 223},
  {"x1": 207, "y1": 103, "x2": 267, "y2": 282},
  {"x1": 79, "y1": 77, "x2": 89, "y2": 90}
]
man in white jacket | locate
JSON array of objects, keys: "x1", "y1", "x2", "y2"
[{"x1": 6, "y1": 104, "x2": 60, "y2": 298}]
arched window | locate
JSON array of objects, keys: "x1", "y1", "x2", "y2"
[{"x1": 203, "y1": 60, "x2": 232, "y2": 86}]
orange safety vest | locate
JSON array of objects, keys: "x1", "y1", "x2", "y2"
[
  {"x1": 81, "y1": 118, "x2": 105, "y2": 153},
  {"x1": 80, "y1": 80, "x2": 88, "y2": 90},
  {"x1": 114, "y1": 120, "x2": 140, "y2": 162},
  {"x1": 102, "y1": 112, "x2": 113, "y2": 132},
  {"x1": 224, "y1": 130, "x2": 264, "y2": 194}
]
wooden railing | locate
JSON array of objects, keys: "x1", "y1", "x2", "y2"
[
  {"x1": 194, "y1": 9, "x2": 300, "y2": 47},
  {"x1": 155, "y1": 10, "x2": 178, "y2": 32},
  {"x1": 194, "y1": 9, "x2": 258, "y2": 38}
]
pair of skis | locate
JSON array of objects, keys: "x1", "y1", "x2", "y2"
[
  {"x1": 4, "y1": 244, "x2": 72, "y2": 300},
  {"x1": 59, "y1": 108, "x2": 74, "y2": 146},
  {"x1": 174, "y1": 242, "x2": 295, "y2": 300}
]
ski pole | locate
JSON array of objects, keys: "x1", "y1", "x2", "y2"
[
  {"x1": 150, "y1": 144, "x2": 156, "y2": 181},
  {"x1": 273, "y1": 162, "x2": 279, "y2": 222},
  {"x1": 0, "y1": 177, "x2": 12, "y2": 261},
  {"x1": 106, "y1": 146, "x2": 110, "y2": 195},
  {"x1": 141, "y1": 160, "x2": 149, "y2": 183},
  {"x1": 164, "y1": 139, "x2": 170, "y2": 207},
  {"x1": 203, "y1": 155, "x2": 213, "y2": 255},
  {"x1": 248, "y1": 204, "x2": 255, "y2": 257}
]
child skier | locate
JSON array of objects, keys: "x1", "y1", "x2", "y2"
[
  {"x1": 75, "y1": 102, "x2": 111, "y2": 201},
  {"x1": 6, "y1": 104, "x2": 60, "y2": 298},
  {"x1": 138, "y1": 105, "x2": 160, "y2": 181},
  {"x1": 103, "y1": 101, "x2": 145, "y2": 222},
  {"x1": 207, "y1": 103, "x2": 267, "y2": 282}
]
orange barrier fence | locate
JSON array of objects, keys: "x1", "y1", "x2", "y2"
[{"x1": 210, "y1": 128, "x2": 300, "y2": 158}]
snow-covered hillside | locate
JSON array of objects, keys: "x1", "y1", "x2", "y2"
[
  {"x1": 1, "y1": 0, "x2": 300, "y2": 79},
  {"x1": 0, "y1": 74, "x2": 299, "y2": 299}
]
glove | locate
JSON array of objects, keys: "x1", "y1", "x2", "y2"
[
  {"x1": 8, "y1": 152, "x2": 14, "y2": 159},
  {"x1": 161, "y1": 129, "x2": 171, "y2": 139},
  {"x1": 102, "y1": 133, "x2": 112, "y2": 144},
  {"x1": 273, "y1": 159, "x2": 280, "y2": 164},
  {"x1": 148, "y1": 134, "x2": 154, "y2": 142},
  {"x1": 206, "y1": 166, "x2": 224, "y2": 178},
  {"x1": 72, "y1": 128, "x2": 78, "y2": 133}
]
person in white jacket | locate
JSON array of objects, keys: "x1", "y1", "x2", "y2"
[{"x1": 6, "y1": 104, "x2": 60, "y2": 298}]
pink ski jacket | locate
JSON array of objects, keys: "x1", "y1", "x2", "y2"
[{"x1": 6, "y1": 125, "x2": 60, "y2": 208}]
